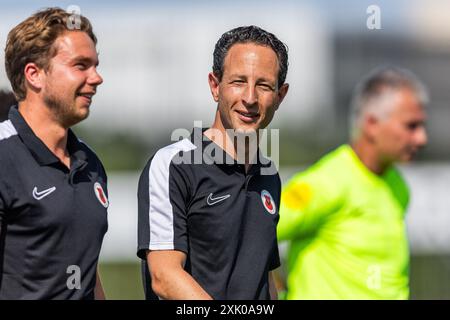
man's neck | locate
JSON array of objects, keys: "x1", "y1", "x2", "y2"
[
  {"x1": 204, "y1": 113, "x2": 258, "y2": 172},
  {"x1": 18, "y1": 100, "x2": 70, "y2": 167},
  {"x1": 350, "y1": 140, "x2": 389, "y2": 175}
]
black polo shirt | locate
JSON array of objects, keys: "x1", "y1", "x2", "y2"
[
  {"x1": 137, "y1": 128, "x2": 280, "y2": 300},
  {"x1": 0, "y1": 106, "x2": 108, "y2": 299}
]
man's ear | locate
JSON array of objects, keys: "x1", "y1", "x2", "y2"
[
  {"x1": 363, "y1": 113, "x2": 380, "y2": 142},
  {"x1": 24, "y1": 62, "x2": 44, "y2": 92},
  {"x1": 274, "y1": 83, "x2": 289, "y2": 111},
  {"x1": 208, "y1": 72, "x2": 220, "y2": 102}
]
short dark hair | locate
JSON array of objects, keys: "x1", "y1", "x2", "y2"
[{"x1": 213, "y1": 25, "x2": 288, "y2": 88}]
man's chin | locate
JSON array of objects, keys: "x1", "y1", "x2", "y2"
[
  {"x1": 399, "y1": 153, "x2": 415, "y2": 163},
  {"x1": 234, "y1": 127, "x2": 257, "y2": 135},
  {"x1": 231, "y1": 121, "x2": 260, "y2": 134},
  {"x1": 62, "y1": 111, "x2": 89, "y2": 128},
  {"x1": 76, "y1": 110, "x2": 90, "y2": 123}
]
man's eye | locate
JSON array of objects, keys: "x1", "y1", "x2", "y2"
[
  {"x1": 232, "y1": 80, "x2": 245, "y2": 84},
  {"x1": 75, "y1": 63, "x2": 87, "y2": 70},
  {"x1": 258, "y1": 84, "x2": 273, "y2": 90}
]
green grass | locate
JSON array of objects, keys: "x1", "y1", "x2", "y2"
[
  {"x1": 99, "y1": 261, "x2": 144, "y2": 300},
  {"x1": 99, "y1": 255, "x2": 450, "y2": 300}
]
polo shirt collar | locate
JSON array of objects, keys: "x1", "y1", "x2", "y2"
[
  {"x1": 8, "y1": 106, "x2": 87, "y2": 166},
  {"x1": 190, "y1": 127, "x2": 272, "y2": 173}
]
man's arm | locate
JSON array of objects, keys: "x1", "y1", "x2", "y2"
[
  {"x1": 94, "y1": 268, "x2": 106, "y2": 300},
  {"x1": 147, "y1": 250, "x2": 212, "y2": 300},
  {"x1": 269, "y1": 272, "x2": 278, "y2": 300}
]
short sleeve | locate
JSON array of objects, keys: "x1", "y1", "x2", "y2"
[
  {"x1": 137, "y1": 152, "x2": 190, "y2": 260},
  {"x1": 277, "y1": 163, "x2": 344, "y2": 241},
  {"x1": 269, "y1": 241, "x2": 281, "y2": 270}
]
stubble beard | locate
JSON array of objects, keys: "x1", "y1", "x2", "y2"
[{"x1": 44, "y1": 90, "x2": 88, "y2": 128}]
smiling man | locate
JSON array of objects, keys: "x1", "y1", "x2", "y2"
[
  {"x1": 137, "y1": 26, "x2": 289, "y2": 300},
  {"x1": 278, "y1": 66, "x2": 428, "y2": 299},
  {"x1": 0, "y1": 8, "x2": 107, "y2": 299}
]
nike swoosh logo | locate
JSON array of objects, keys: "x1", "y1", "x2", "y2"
[
  {"x1": 32, "y1": 186, "x2": 56, "y2": 200},
  {"x1": 207, "y1": 193, "x2": 231, "y2": 206}
]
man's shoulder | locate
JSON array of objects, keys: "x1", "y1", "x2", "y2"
[
  {"x1": 0, "y1": 120, "x2": 20, "y2": 192},
  {"x1": 301, "y1": 145, "x2": 351, "y2": 178},
  {"x1": 138, "y1": 138, "x2": 197, "y2": 195},
  {"x1": 139, "y1": 138, "x2": 198, "y2": 187},
  {"x1": 77, "y1": 138, "x2": 103, "y2": 163},
  {"x1": 386, "y1": 165, "x2": 408, "y2": 184},
  {"x1": 0, "y1": 119, "x2": 19, "y2": 159},
  {"x1": 319, "y1": 144, "x2": 353, "y2": 164},
  {"x1": 0, "y1": 119, "x2": 18, "y2": 143},
  {"x1": 144, "y1": 138, "x2": 197, "y2": 170},
  {"x1": 284, "y1": 145, "x2": 351, "y2": 203},
  {"x1": 76, "y1": 138, "x2": 108, "y2": 180},
  {"x1": 384, "y1": 166, "x2": 410, "y2": 208}
]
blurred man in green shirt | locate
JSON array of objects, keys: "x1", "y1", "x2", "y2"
[{"x1": 278, "y1": 66, "x2": 428, "y2": 299}]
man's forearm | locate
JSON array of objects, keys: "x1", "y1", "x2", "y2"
[
  {"x1": 94, "y1": 270, "x2": 106, "y2": 300},
  {"x1": 269, "y1": 272, "x2": 278, "y2": 300},
  {"x1": 152, "y1": 268, "x2": 213, "y2": 300}
]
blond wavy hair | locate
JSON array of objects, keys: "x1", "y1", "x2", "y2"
[{"x1": 4, "y1": 7, "x2": 97, "y2": 101}]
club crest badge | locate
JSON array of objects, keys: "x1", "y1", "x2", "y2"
[
  {"x1": 261, "y1": 190, "x2": 276, "y2": 214},
  {"x1": 94, "y1": 182, "x2": 109, "y2": 208}
]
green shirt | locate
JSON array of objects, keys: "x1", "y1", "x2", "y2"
[{"x1": 278, "y1": 145, "x2": 410, "y2": 299}]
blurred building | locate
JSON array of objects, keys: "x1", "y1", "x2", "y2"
[
  {"x1": 333, "y1": 32, "x2": 450, "y2": 160},
  {"x1": 0, "y1": 2, "x2": 333, "y2": 141}
]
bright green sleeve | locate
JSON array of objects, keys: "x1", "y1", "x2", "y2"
[{"x1": 277, "y1": 162, "x2": 344, "y2": 241}]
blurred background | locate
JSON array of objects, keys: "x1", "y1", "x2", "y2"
[{"x1": 1, "y1": 0, "x2": 449, "y2": 299}]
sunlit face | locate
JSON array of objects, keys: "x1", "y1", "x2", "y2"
[
  {"x1": 371, "y1": 88, "x2": 427, "y2": 163},
  {"x1": 209, "y1": 43, "x2": 288, "y2": 134},
  {"x1": 41, "y1": 31, "x2": 103, "y2": 128}
]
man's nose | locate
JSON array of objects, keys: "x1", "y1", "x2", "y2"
[
  {"x1": 88, "y1": 68, "x2": 103, "y2": 86},
  {"x1": 415, "y1": 126, "x2": 428, "y2": 147},
  {"x1": 242, "y1": 85, "x2": 257, "y2": 106}
]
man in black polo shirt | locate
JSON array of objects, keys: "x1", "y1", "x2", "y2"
[
  {"x1": 137, "y1": 26, "x2": 289, "y2": 299},
  {"x1": 0, "y1": 8, "x2": 107, "y2": 299}
]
